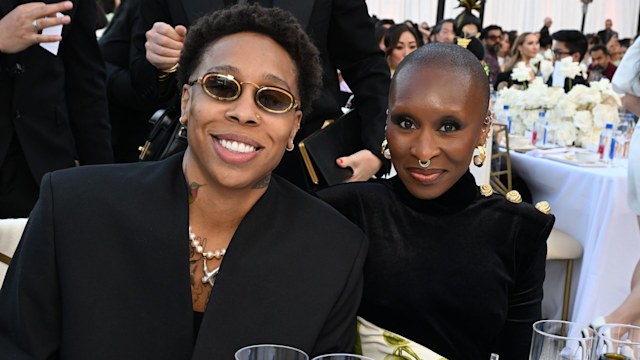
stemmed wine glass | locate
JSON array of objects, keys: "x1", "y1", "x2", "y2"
[{"x1": 592, "y1": 324, "x2": 640, "y2": 359}]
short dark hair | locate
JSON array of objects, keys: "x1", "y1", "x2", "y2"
[
  {"x1": 178, "y1": 4, "x2": 322, "y2": 112},
  {"x1": 392, "y1": 43, "x2": 489, "y2": 106},
  {"x1": 431, "y1": 19, "x2": 454, "y2": 39},
  {"x1": 384, "y1": 24, "x2": 419, "y2": 57},
  {"x1": 480, "y1": 25, "x2": 503, "y2": 39},
  {"x1": 552, "y1": 30, "x2": 588, "y2": 62},
  {"x1": 589, "y1": 44, "x2": 610, "y2": 56}
]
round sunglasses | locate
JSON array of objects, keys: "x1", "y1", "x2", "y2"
[{"x1": 188, "y1": 72, "x2": 299, "y2": 114}]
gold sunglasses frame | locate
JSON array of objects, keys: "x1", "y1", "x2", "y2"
[{"x1": 188, "y1": 73, "x2": 299, "y2": 114}]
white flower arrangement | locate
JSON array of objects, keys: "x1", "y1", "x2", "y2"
[
  {"x1": 511, "y1": 61, "x2": 533, "y2": 83},
  {"x1": 557, "y1": 57, "x2": 582, "y2": 79},
  {"x1": 493, "y1": 77, "x2": 622, "y2": 147}
]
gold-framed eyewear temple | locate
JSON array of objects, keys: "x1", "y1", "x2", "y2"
[{"x1": 188, "y1": 72, "x2": 299, "y2": 114}]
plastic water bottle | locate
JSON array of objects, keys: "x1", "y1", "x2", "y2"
[
  {"x1": 531, "y1": 111, "x2": 546, "y2": 146},
  {"x1": 613, "y1": 114, "x2": 634, "y2": 166},
  {"x1": 598, "y1": 123, "x2": 614, "y2": 164},
  {"x1": 498, "y1": 105, "x2": 513, "y2": 133}
]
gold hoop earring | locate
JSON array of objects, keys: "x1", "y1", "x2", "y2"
[
  {"x1": 418, "y1": 159, "x2": 431, "y2": 168},
  {"x1": 179, "y1": 116, "x2": 187, "y2": 126},
  {"x1": 381, "y1": 138, "x2": 391, "y2": 160},
  {"x1": 473, "y1": 145, "x2": 486, "y2": 167}
]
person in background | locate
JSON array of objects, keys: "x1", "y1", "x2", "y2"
[
  {"x1": 318, "y1": 43, "x2": 554, "y2": 359},
  {"x1": 608, "y1": 34, "x2": 624, "y2": 65},
  {"x1": 539, "y1": 17, "x2": 552, "y2": 41},
  {"x1": 131, "y1": 0, "x2": 391, "y2": 191},
  {"x1": 551, "y1": 30, "x2": 589, "y2": 91},
  {"x1": 498, "y1": 30, "x2": 516, "y2": 71},
  {"x1": 584, "y1": 33, "x2": 604, "y2": 65},
  {"x1": 430, "y1": 19, "x2": 455, "y2": 44},
  {"x1": 480, "y1": 25, "x2": 503, "y2": 86},
  {"x1": 374, "y1": 25, "x2": 387, "y2": 52},
  {"x1": 598, "y1": 18, "x2": 618, "y2": 46},
  {"x1": 588, "y1": 44, "x2": 617, "y2": 81},
  {"x1": 418, "y1": 21, "x2": 430, "y2": 45},
  {"x1": 495, "y1": 32, "x2": 540, "y2": 89},
  {"x1": 383, "y1": 23, "x2": 419, "y2": 75},
  {"x1": 0, "y1": 5, "x2": 368, "y2": 359},
  {"x1": 0, "y1": 0, "x2": 113, "y2": 218},
  {"x1": 593, "y1": 37, "x2": 640, "y2": 330}
]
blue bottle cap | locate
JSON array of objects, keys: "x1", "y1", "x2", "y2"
[
  {"x1": 539, "y1": 111, "x2": 546, "y2": 117},
  {"x1": 605, "y1": 123, "x2": 613, "y2": 129},
  {"x1": 503, "y1": 105, "x2": 509, "y2": 110}
]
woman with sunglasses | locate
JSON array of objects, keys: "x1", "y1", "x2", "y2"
[
  {"x1": 318, "y1": 43, "x2": 554, "y2": 359},
  {"x1": 0, "y1": 5, "x2": 367, "y2": 359}
]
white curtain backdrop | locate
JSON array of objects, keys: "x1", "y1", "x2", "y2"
[{"x1": 365, "y1": 0, "x2": 640, "y2": 39}]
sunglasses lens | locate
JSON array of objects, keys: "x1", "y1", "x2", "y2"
[
  {"x1": 257, "y1": 89, "x2": 293, "y2": 112},
  {"x1": 204, "y1": 75, "x2": 240, "y2": 99}
]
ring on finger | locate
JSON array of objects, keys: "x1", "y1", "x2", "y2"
[{"x1": 31, "y1": 19, "x2": 39, "y2": 31}]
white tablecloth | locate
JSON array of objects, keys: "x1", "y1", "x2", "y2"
[{"x1": 510, "y1": 151, "x2": 640, "y2": 326}]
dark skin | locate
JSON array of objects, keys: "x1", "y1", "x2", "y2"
[{"x1": 387, "y1": 64, "x2": 489, "y2": 200}]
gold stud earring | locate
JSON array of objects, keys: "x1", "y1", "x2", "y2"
[
  {"x1": 381, "y1": 138, "x2": 391, "y2": 160},
  {"x1": 473, "y1": 145, "x2": 486, "y2": 167}
]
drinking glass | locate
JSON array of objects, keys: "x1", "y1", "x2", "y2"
[
  {"x1": 235, "y1": 344, "x2": 309, "y2": 360},
  {"x1": 529, "y1": 320, "x2": 595, "y2": 359},
  {"x1": 593, "y1": 324, "x2": 640, "y2": 359},
  {"x1": 311, "y1": 354, "x2": 374, "y2": 360}
]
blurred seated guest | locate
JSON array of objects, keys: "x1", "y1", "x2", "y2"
[
  {"x1": 551, "y1": 30, "x2": 589, "y2": 91},
  {"x1": 379, "y1": 18, "x2": 395, "y2": 29},
  {"x1": 418, "y1": 21, "x2": 431, "y2": 44},
  {"x1": 495, "y1": 32, "x2": 539, "y2": 89},
  {"x1": 498, "y1": 30, "x2": 516, "y2": 70},
  {"x1": 607, "y1": 34, "x2": 623, "y2": 65},
  {"x1": 584, "y1": 33, "x2": 603, "y2": 65},
  {"x1": 588, "y1": 44, "x2": 617, "y2": 81},
  {"x1": 318, "y1": 43, "x2": 554, "y2": 360},
  {"x1": 403, "y1": 20, "x2": 423, "y2": 46},
  {"x1": 384, "y1": 24, "x2": 419, "y2": 75},
  {"x1": 0, "y1": 5, "x2": 368, "y2": 359},
  {"x1": 619, "y1": 38, "x2": 632, "y2": 59},
  {"x1": 430, "y1": 19, "x2": 455, "y2": 44},
  {"x1": 480, "y1": 25, "x2": 503, "y2": 85}
]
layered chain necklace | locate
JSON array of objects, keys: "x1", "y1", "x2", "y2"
[{"x1": 188, "y1": 226, "x2": 226, "y2": 286}]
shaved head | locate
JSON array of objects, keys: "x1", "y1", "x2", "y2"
[{"x1": 391, "y1": 43, "x2": 490, "y2": 107}]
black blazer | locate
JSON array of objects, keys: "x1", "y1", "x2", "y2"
[
  {"x1": 0, "y1": 153, "x2": 368, "y2": 359},
  {"x1": 0, "y1": 0, "x2": 113, "y2": 183},
  {"x1": 129, "y1": 0, "x2": 390, "y2": 162}
]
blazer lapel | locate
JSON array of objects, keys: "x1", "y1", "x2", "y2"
[
  {"x1": 182, "y1": 0, "x2": 225, "y2": 25},
  {"x1": 275, "y1": 0, "x2": 314, "y2": 30}
]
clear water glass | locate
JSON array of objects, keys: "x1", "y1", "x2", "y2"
[
  {"x1": 529, "y1": 320, "x2": 595, "y2": 359},
  {"x1": 593, "y1": 324, "x2": 640, "y2": 359},
  {"x1": 235, "y1": 344, "x2": 309, "y2": 360}
]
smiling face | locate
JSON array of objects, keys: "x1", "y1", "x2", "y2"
[
  {"x1": 181, "y1": 32, "x2": 302, "y2": 191},
  {"x1": 388, "y1": 31, "x2": 418, "y2": 69},
  {"x1": 387, "y1": 64, "x2": 488, "y2": 200}
]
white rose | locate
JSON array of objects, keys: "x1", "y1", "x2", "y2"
[
  {"x1": 558, "y1": 57, "x2": 581, "y2": 79},
  {"x1": 554, "y1": 98, "x2": 577, "y2": 119},
  {"x1": 539, "y1": 60, "x2": 554, "y2": 82},
  {"x1": 573, "y1": 110, "x2": 593, "y2": 132},
  {"x1": 544, "y1": 48, "x2": 554, "y2": 60},
  {"x1": 556, "y1": 121, "x2": 578, "y2": 146},
  {"x1": 592, "y1": 103, "x2": 619, "y2": 128},
  {"x1": 511, "y1": 62, "x2": 533, "y2": 83},
  {"x1": 530, "y1": 53, "x2": 544, "y2": 66}
]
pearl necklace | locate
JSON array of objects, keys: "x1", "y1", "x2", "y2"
[{"x1": 188, "y1": 226, "x2": 226, "y2": 286}]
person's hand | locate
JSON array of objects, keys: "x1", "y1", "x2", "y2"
[
  {"x1": 145, "y1": 22, "x2": 187, "y2": 71},
  {"x1": 0, "y1": 1, "x2": 72, "y2": 54},
  {"x1": 336, "y1": 149, "x2": 383, "y2": 183}
]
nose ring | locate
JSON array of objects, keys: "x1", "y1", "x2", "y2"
[{"x1": 418, "y1": 159, "x2": 431, "y2": 168}]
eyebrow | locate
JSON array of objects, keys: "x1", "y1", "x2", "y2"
[{"x1": 204, "y1": 65, "x2": 292, "y2": 90}]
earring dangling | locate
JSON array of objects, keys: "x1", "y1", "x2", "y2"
[
  {"x1": 179, "y1": 116, "x2": 187, "y2": 126},
  {"x1": 473, "y1": 145, "x2": 486, "y2": 167},
  {"x1": 381, "y1": 138, "x2": 391, "y2": 160}
]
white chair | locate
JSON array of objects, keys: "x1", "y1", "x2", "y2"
[
  {"x1": 546, "y1": 228, "x2": 583, "y2": 321},
  {"x1": 0, "y1": 218, "x2": 28, "y2": 288}
]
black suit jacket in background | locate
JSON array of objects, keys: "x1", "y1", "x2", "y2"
[
  {"x1": 129, "y1": 0, "x2": 390, "y2": 168},
  {"x1": 0, "y1": 0, "x2": 113, "y2": 183},
  {"x1": 0, "y1": 153, "x2": 368, "y2": 359}
]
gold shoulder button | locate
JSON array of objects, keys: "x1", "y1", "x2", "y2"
[
  {"x1": 535, "y1": 201, "x2": 552, "y2": 215},
  {"x1": 479, "y1": 184, "x2": 493, "y2": 197},
  {"x1": 505, "y1": 190, "x2": 523, "y2": 204}
]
